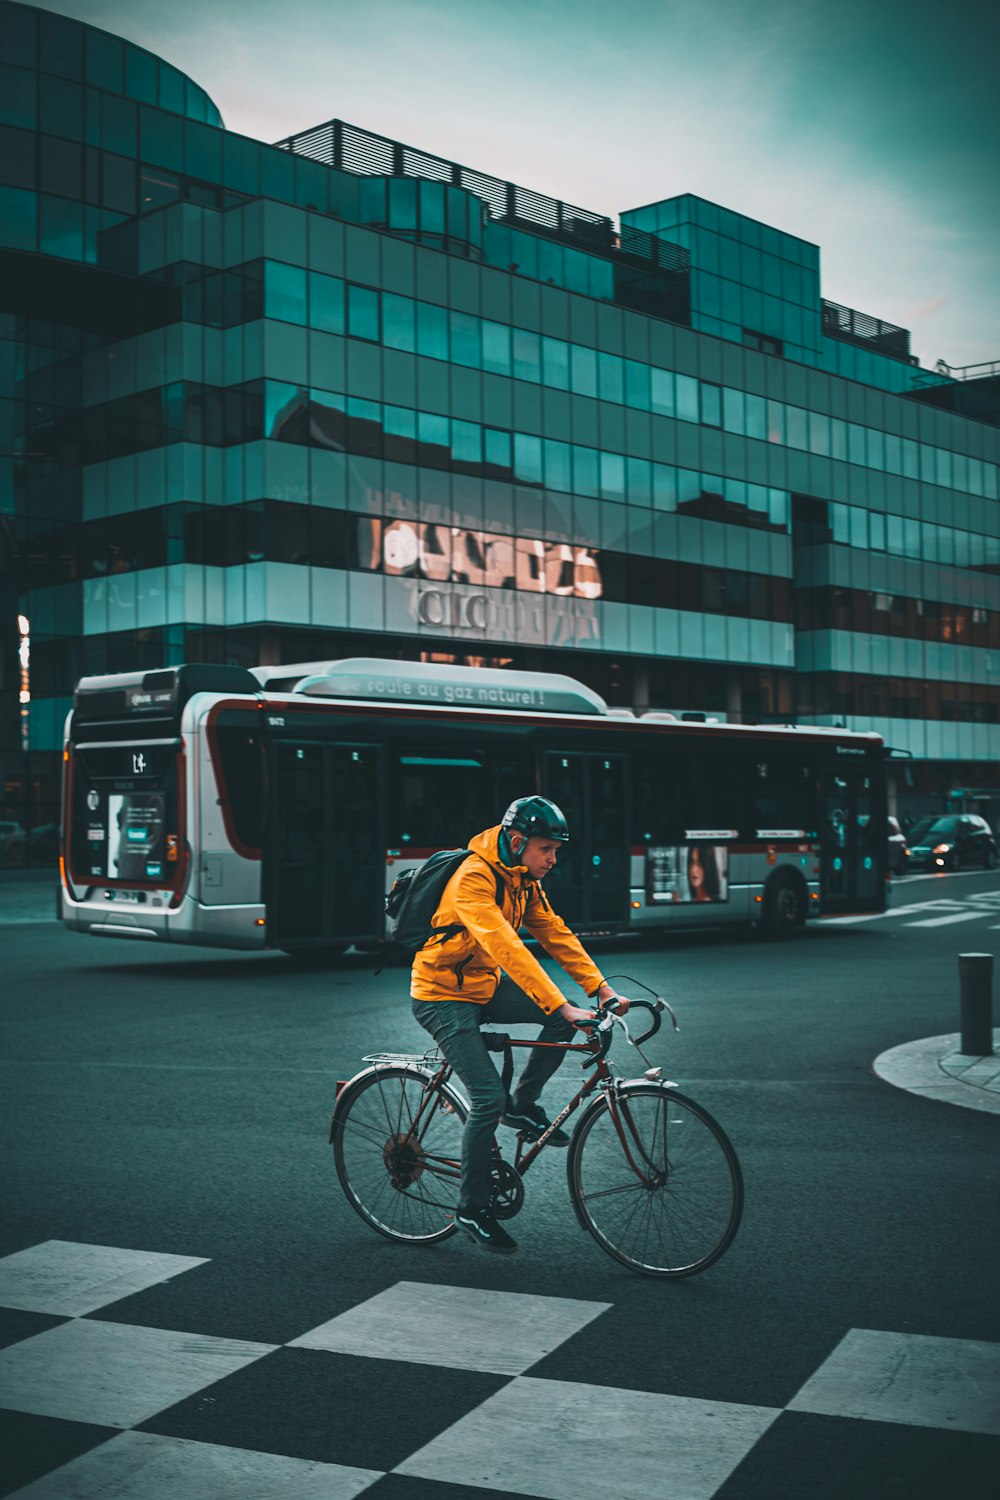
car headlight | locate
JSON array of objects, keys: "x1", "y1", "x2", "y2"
[{"x1": 933, "y1": 843, "x2": 953, "y2": 854}]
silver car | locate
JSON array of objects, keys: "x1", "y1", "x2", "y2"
[{"x1": 887, "y1": 816, "x2": 908, "y2": 875}]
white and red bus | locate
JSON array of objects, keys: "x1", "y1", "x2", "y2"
[{"x1": 59, "y1": 658, "x2": 889, "y2": 951}]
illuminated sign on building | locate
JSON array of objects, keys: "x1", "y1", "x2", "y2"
[{"x1": 380, "y1": 521, "x2": 602, "y2": 599}]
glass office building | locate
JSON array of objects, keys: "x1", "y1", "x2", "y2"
[{"x1": 2, "y1": 0, "x2": 999, "y2": 859}]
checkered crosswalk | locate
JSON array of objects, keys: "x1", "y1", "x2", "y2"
[{"x1": 0, "y1": 1240, "x2": 998, "y2": 1498}]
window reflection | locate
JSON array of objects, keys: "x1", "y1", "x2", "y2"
[{"x1": 246, "y1": 259, "x2": 999, "y2": 503}]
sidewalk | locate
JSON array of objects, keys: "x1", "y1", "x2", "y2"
[
  {"x1": 0, "y1": 869, "x2": 59, "y2": 924},
  {"x1": 873, "y1": 1032, "x2": 1000, "y2": 1116}
]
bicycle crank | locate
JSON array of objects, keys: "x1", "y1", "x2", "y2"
[{"x1": 490, "y1": 1159, "x2": 525, "y2": 1220}]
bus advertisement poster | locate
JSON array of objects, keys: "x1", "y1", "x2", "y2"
[{"x1": 647, "y1": 844, "x2": 729, "y2": 904}]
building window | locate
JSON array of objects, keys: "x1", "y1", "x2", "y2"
[
  {"x1": 700, "y1": 382, "x2": 722, "y2": 428},
  {"x1": 743, "y1": 328, "x2": 783, "y2": 356}
]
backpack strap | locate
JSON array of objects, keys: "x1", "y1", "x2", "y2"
[
  {"x1": 461, "y1": 850, "x2": 506, "y2": 911},
  {"x1": 426, "y1": 853, "x2": 505, "y2": 947}
]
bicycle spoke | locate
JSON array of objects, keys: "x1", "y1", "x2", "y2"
[
  {"x1": 570, "y1": 1087, "x2": 742, "y2": 1277},
  {"x1": 581, "y1": 1179, "x2": 651, "y2": 1203},
  {"x1": 334, "y1": 1068, "x2": 466, "y2": 1244}
]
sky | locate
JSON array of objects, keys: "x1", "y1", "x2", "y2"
[{"x1": 40, "y1": 0, "x2": 1000, "y2": 370}]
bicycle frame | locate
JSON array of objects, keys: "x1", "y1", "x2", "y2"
[{"x1": 382, "y1": 1031, "x2": 666, "y2": 1191}]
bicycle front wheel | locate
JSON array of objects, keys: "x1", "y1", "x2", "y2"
[
  {"x1": 568, "y1": 1084, "x2": 743, "y2": 1278},
  {"x1": 332, "y1": 1066, "x2": 466, "y2": 1244}
]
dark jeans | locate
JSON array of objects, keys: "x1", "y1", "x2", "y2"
[{"x1": 411, "y1": 977, "x2": 575, "y2": 1214}]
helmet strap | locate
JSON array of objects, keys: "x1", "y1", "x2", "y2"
[{"x1": 498, "y1": 829, "x2": 519, "y2": 866}]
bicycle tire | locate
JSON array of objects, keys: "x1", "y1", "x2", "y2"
[
  {"x1": 567, "y1": 1083, "x2": 743, "y2": 1278},
  {"x1": 332, "y1": 1065, "x2": 466, "y2": 1244}
]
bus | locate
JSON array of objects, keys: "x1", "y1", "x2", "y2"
[{"x1": 59, "y1": 657, "x2": 889, "y2": 951}]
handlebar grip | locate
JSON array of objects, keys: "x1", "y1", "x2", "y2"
[
  {"x1": 580, "y1": 1018, "x2": 614, "y2": 1068},
  {"x1": 631, "y1": 998, "x2": 664, "y2": 1047}
]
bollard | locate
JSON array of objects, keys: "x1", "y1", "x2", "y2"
[{"x1": 958, "y1": 952, "x2": 994, "y2": 1056}]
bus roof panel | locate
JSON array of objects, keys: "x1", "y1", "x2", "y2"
[{"x1": 257, "y1": 657, "x2": 610, "y2": 716}]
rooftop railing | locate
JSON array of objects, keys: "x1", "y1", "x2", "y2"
[
  {"x1": 274, "y1": 118, "x2": 689, "y2": 276},
  {"x1": 915, "y1": 358, "x2": 1000, "y2": 384},
  {"x1": 821, "y1": 298, "x2": 915, "y2": 364}
]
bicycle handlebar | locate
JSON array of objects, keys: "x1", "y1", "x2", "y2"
[
  {"x1": 578, "y1": 991, "x2": 677, "y2": 1069},
  {"x1": 627, "y1": 997, "x2": 666, "y2": 1046}
]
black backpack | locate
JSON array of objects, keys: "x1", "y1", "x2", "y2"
[{"x1": 385, "y1": 849, "x2": 505, "y2": 952}]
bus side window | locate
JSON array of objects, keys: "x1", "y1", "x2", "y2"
[
  {"x1": 743, "y1": 755, "x2": 816, "y2": 836},
  {"x1": 631, "y1": 752, "x2": 677, "y2": 846},
  {"x1": 483, "y1": 750, "x2": 536, "y2": 819},
  {"x1": 678, "y1": 752, "x2": 741, "y2": 836},
  {"x1": 390, "y1": 753, "x2": 486, "y2": 851},
  {"x1": 211, "y1": 723, "x2": 264, "y2": 851}
]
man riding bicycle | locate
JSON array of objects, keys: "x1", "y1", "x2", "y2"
[{"x1": 411, "y1": 795, "x2": 626, "y2": 1255}]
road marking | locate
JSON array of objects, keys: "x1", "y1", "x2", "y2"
[
  {"x1": 826, "y1": 891, "x2": 1000, "y2": 928},
  {"x1": 824, "y1": 900, "x2": 964, "y2": 926},
  {"x1": 886, "y1": 901, "x2": 965, "y2": 918},
  {"x1": 905, "y1": 911, "x2": 991, "y2": 929},
  {"x1": 0, "y1": 1433, "x2": 381, "y2": 1500},
  {"x1": 0, "y1": 1318, "x2": 276, "y2": 1428},
  {"x1": 0, "y1": 1240, "x2": 209, "y2": 1317},
  {"x1": 788, "y1": 1328, "x2": 1000, "y2": 1436},
  {"x1": 397, "y1": 1375, "x2": 781, "y2": 1499},
  {"x1": 290, "y1": 1281, "x2": 610, "y2": 1376}
]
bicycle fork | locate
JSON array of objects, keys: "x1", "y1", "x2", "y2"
[{"x1": 604, "y1": 1082, "x2": 672, "y2": 1190}]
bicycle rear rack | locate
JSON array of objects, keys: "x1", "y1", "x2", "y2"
[{"x1": 361, "y1": 1050, "x2": 443, "y2": 1068}]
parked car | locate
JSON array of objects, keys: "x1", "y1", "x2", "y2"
[
  {"x1": 0, "y1": 820, "x2": 27, "y2": 868},
  {"x1": 887, "y1": 816, "x2": 908, "y2": 875},
  {"x1": 904, "y1": 814, "x2": 997, "y2": 871},
  {"x1": 27, "y1": 823, "x2": 61, "y2": 864}
]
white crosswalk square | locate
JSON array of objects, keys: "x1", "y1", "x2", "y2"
[
  {"x1": 0, "y1": 1317, "x2": 276, "y2": 1428},
  {"x1": 396, "y1": 1373, "x2": 781, "y2": 1500},
  {"x1": 3, "y1": 1430, "x2": 382, "y2": 1500},
  {"x1": 289, "y1": 1279, "x2": 611, "y2": 1376},
  {"x1": 788, "y1": 1328, "x2": 1000, "y2": 1435},
  {"x1": 0, "y1": 1240, "x2": 209, "y2": 1316}
]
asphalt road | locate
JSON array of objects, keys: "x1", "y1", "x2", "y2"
[{"x1": 1, "y1": 870, "x2": 998, "y2": 1498}]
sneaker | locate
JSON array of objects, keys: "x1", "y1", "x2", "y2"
[
  {"x1": 501, "y1": 1100, "x2": 569, "y2": 1148},
  {"x1": 455, "y1": 1208, "x2": 518, "y2": 1255}
]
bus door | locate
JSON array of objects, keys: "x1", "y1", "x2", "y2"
[
  {"x1": 266, "y1": 742, "x2": 383, "y2": 947},
  {"x1": 542, "y1": 752, "x2": 629, "y2": 928},
  {"x1": 821, "y1": 765, "x2": 882, "y2": 913}
]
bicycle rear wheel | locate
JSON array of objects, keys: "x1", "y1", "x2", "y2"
[
  {"x1": 332, "y1": 1066, "x2": 466, "y2": 1244},
  {"x1": 567, "y1": 1084, "x2": 743, "y2": 1278}
]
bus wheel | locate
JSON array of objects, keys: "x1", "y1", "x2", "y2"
[{"x1": 759, "y1": 874, "x2": 805, "y2": 940}]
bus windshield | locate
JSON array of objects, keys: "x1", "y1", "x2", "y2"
[{"x1": 68, "y1": 740, "x2": 180, "y2": 885}]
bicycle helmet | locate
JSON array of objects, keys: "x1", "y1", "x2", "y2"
[{"x1": 501, "y1": 795, "x2": 570, "y2": 843}]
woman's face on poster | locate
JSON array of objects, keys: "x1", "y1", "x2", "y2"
[{"x1": 688, "y1": 846, "x2": 705, "y2": 890}]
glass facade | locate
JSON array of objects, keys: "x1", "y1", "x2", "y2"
[{"x1": 2, "y1": 0, "x2": 998, "y2": 857}]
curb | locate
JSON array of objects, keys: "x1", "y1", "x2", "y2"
[{"x1": 873, "y1": 1032, "x2": 1000, "y2": 1115}]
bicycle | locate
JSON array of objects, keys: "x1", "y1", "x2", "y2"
[{"x1": 330, "y1": 983, "x2": 743, "y2": 1278}]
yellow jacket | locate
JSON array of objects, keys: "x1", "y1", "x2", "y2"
[{"x1": 410, "y1": 825, "x2": 605, "y2": 1013}]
